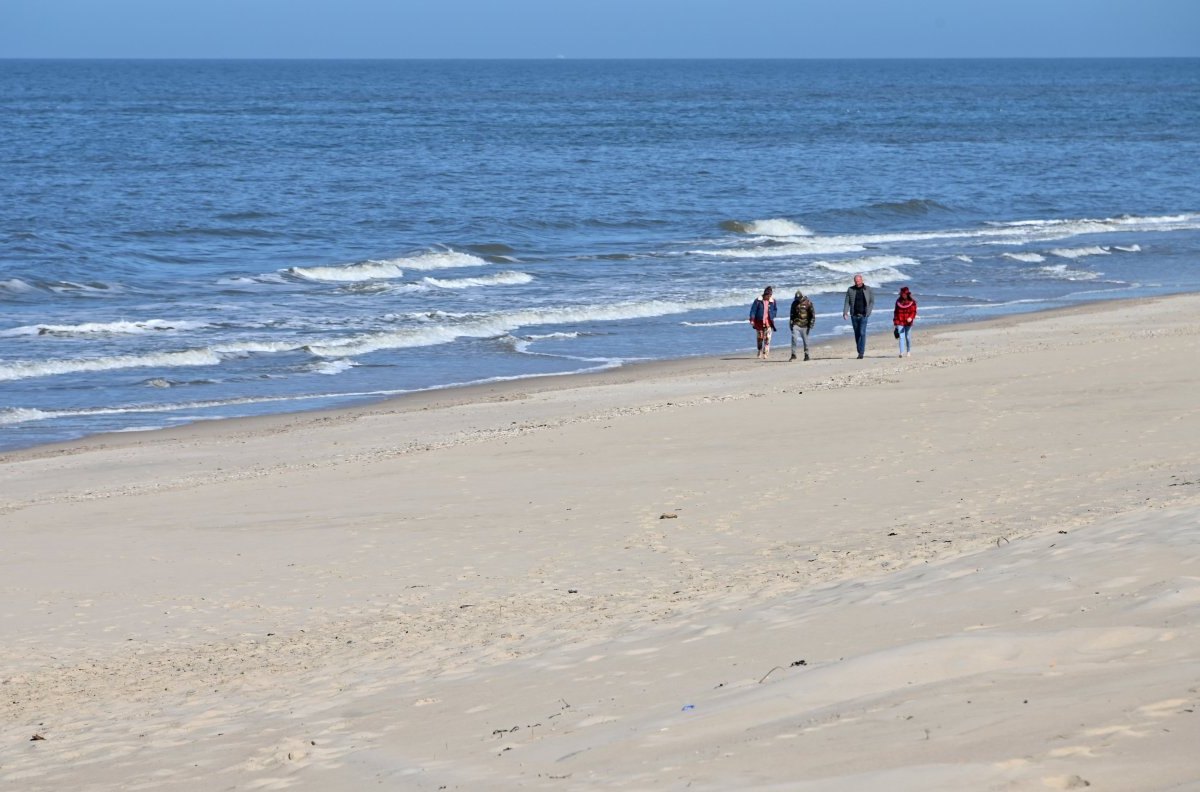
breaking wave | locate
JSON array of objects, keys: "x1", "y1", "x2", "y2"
[
  {"x1": 1048, "y1": 246, "x2": 1111, "y2": 259},
  {"x1": 287, "y1": 250, "x2": 489, "y2": 282},
  {"x1": 1, "y1": 319, "x2": 211, "y2": 337},
  {"x1": 720, "y1": 218, "x2": 813, "y2": 237}
]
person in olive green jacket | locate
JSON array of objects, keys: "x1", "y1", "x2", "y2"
[{"x1": 789, "y1": 289, "x2": 815, "y2": 361}]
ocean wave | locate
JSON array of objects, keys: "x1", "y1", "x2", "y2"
[
  {"x1": 286, "y1": 250, "x2": 490, "y2": 282},
  {"x1": 305, "y1": 296, "x2": 752, "y2": 358},
  {"x1": 865, "y1": 198, "x2": 954, "y2": 216},
  {"x1": 708, "y1": 212, "x2": 1200, "y2": 263},
  {"x1": 289, "y1": 260, "x2": 407, "y2": 282},
  {"x1": 0, "y1": 349, "x2": 223, "y2": 382},
  {"x1": 522, "y1": 331, "x2": 582, "y2": 341},
  {"x1": 395, "y1": 251, "x2": 491, "y2": 271},
  {"x1": 681, "y1": 319, "x2": 745, "y2": 327},
  {"x1": 1039, "y1": 264, "x2": 1100, "y2": 281},
  {"x1": 309, "y1": 359, "x2": 357, "y2": 376},
  {"x1": 1, "y1": 319, "x2": 212, "y2": 337},
  {"x1": 720, "y1": 218, "x2": 812, "y2": 237},
  {"x1": 419, "y1": 271, "x2": 533, "y2": 289},
  {"x1": 987, "y1": 212, "x2": 1200, "y2": 236},
  {"x1": 693, "y1": 240, "x2": 867, "y2": 258},
  {"x1": 46, "y1": 281, "x2": 123, "y2": 296},
  {"x1": 1048, "y1": 246, "x2": 1111, "y2": 259},
  {"x1": 465, "y1": 243, "x2": 517, "y2": 256},
  {"x1": 0, "y1": 407, "x2": 53, "y2": 425},
  {"x1": 498, "y1": 331, "x2": 583, "y2": 355},
  {"x1": 1, "y1": 278, "x2": 36, "y2": 294},
  {"x1": 815, "y1": 255, "x2": 919, "y2": 274},
  {"x1": 1003, "y1": 252, "x2": 1046, "y2": 263}
]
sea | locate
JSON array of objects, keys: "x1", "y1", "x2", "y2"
[{"x1": 2, "y1": 59, "x2": 1199, "y2": 451}]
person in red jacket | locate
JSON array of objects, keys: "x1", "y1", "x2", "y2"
[
  {"x1": 748, "y1": 285, "x2": 777, "y2": 360},
  {"x1": 893, "y1": 286, "x2": 917, "y2": 357}
]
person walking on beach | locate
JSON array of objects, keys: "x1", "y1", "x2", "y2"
[
  {"x1": 893, "y1": 285, "x2": 918, "y2": 357},
  {"x1": 842, "y1": 274, "x2": 874, "y2": 359},
  {"x1": 789, "y1": 289, "x2": 815, "y2": 361},
  {"x1": 749, "y1": 286, "x2": 777, "y2": 360}
]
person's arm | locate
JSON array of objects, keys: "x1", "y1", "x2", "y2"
[{"x1": 842, "y1": 290, "x2": 851, "y2": 319}]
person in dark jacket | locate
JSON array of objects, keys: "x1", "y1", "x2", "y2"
[
  {"x1": 842, "y1": 274, "x2": 874, "y2": 359},
  {"x1": 893, "y1": 285, "x2": 918, "y2": 357},
  {"x1": 789, "y1": 289, "x2": 815, "y2": 361},
  {"x1": 748, "y1": 285, "x2": 777, "y2": 360}
]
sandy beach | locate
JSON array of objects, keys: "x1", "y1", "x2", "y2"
[{"x1": 2, "y1": 294, "x2": 1199, "y2": 791}]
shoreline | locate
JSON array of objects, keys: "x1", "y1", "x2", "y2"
[
  {"x1": 3, "y1": 290, "x2": 1185, "y2": 463},
  {"x1": 3, "y1": 290, "x2": 1199, "y2": 789}
]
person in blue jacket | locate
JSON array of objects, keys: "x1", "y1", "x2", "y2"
[{"x1": 749, "y1": 285, "x2": 778, "y2": 360}]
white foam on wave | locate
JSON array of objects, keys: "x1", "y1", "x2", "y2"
[
  {"x1": 524, "y1": 331, "x2": 582, "y2": 342},
  {"x1": 955, "y1": 255, "x2": 973, "y2": 263},
  {"x1": 1003, "y1": 252, "x2": 1046, "y2": 263},
  {"x1": 420, "y1": 271, "x2": 534, "y2": 289},
  {"x1": 1, "y1": 319, "x2": 211, "y2": 337},
  {"x1": 45, "y1": 281, "x2": 121, "y2": 295},
  {"x1": 708, "y1": 212, "x2": 1199, "y2": 262},
  {"x1": 1, "y1": 279, "x2": 36, "y2": 293},
  {"x1": 289, "y1": 260, "x2": 407, "y2": 282},
  {"x1": 743, "y1": 218, "x2": 813, "y2": 237},
  {"x1": 309, "y1": 359, "x2": 356, "y2": 376},
  {"x1": 401, "y1": 251, "x2": 492, "y2": 271},
  {"x1": 286, "y1": 250, "x2": 490, "y2": 283},
  {"x1": 499, "y1": 331, "x2": 581, "y2": 355},
  {"x1": 306, "y1": 295, "x2": 751, "y2": 358},
  {"x1": 1049, "y1": 246, "x2": 1110, "y2": 259},
  {"x1": 218, "y1": 273, "x2": 290, "y2": 287},
  {"x1": 681, "y1": 319, "x2": 745, "y2": 327},
  {"x1": 1113, "y1": 244, "x2": 1142, "y2": 253},
  {"x1": 816, "y1": 255, "x2": 919, "y2": 274},
  {"x1": 0, "y1": 407, "x2": 53, "y2": 425},
  {"x1": 1040, "y1": 264, "x2": 1100, "y2": 281},
  {"x1": 0, "y1": 349, "x2": 222, "y2": 382},
  {"x1": 694, "y1": 240, "x2": 868, "y2": 259}
]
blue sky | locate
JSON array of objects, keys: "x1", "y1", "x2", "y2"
[{"x1": 2, "y1": 0, "x2": 1198, "y2": 59}]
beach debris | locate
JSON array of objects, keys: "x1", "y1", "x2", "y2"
[
  {"x1": 1058, "y1": 530, "x2": 1068, "y2": 534},
  {"x1": 681, "y1": 704, "x2": 695, "y2": 711},
  {"x1": 790, "y1": 659, "x2": 807, "y2": 667},
  {"x1": 567, "y1": 589, "x2": 578, "y2": 594},
  {"x1": 758, "y1": 666, "x2": 784, "y2": 684},
  {"x1": 30, "y1": 733, "x2": 46, "y2": 741},
  {"x1": 996, "y1": 537, "x2": 1010, "y2": 546},
  {"x1": 659, "y1": 512, "x2": 678, "y2": 519},
  {"x1": 887, "y1": 531, "x2": 897, "y2": 536}
]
